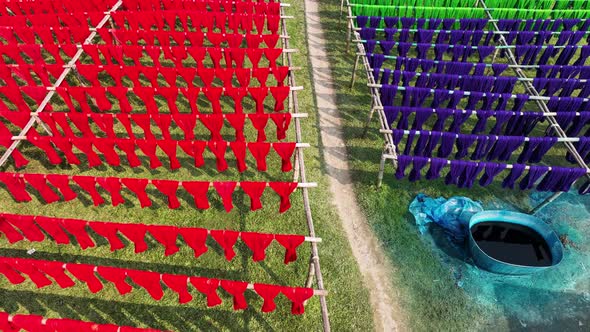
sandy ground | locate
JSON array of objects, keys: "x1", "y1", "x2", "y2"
[{"x1": 303, "y1": 0, "x2": 405, "y2": 331}]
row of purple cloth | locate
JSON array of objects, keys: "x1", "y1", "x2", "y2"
[
  {"x1": 373, "y1": 69, "x2": 590, "y2": 98},
  {"x1": 379, "y1": 85, "x2": 530, "y2": 111},
  {"x1": 356, "y1": 16, "x2": 589, "y2": 32},
  {"x1": 383, "y1": 107, "x2": 590, "y2": 139},
  {"x1": 392, "y1": 129, "x2": 590, "y2": 165},
  {"x1": 363, "y1": 42, "x2": 588, "y2": 66},
  {"x1": 395, "y1": 155, "x2": 589, "y2": 194},
  {"x1": 368, "y1": 54, "x2": 590, "y2": 81},
  {"x1": 359, "y1": 27, "x2": 587, "y2": 48}
]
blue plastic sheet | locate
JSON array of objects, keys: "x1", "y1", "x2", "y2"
[{"x1": 409, "y1": 193, "x2": 483, "y2": 243}]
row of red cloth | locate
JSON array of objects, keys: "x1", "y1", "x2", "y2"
[
  {"x1": 0, "y1": 312, "x2": 161, "y2": 332},
  {"x1": 0, "y1": 26, "x2": 89, "y2": 45},
  {"x1": 0, "y1": 0, "x2": 115, "y2": 17},
  {"x1": 110, "y1": 11, "x2": 282, "y2": 34},
  {"x1": 0, "y1": 11, "x2": 281, "y2": 35},
  {"x1": 0, "y1": 213, "x2": 306, "y2": 263},
  {"x1": 0, "y1": 44, "x2": 284, "y2": 69},
  {"x1": 76, "y1": 64, "x2": 289, "y2": 88},
  {"x1": 0, "y1": 85, "x2": 290, "y2": 114},
  {"x1": 2, "y1": 63, "x2": 289, "y2": 90},
  {"x1": 2, "y1": 112, "x2": 293, "y2": 141},
  {"x1": 0, "y1": 172, "x2": 299, "y2": 212},
  {"x1": 0, "y1": 256, "x2": 314, "y2": 313},
  {"x1": 122, "y1": 0, "x2": 281, "y2": 16},
  {"x1": 25, "y1": 134, "x2": 297, "y2": 172}
]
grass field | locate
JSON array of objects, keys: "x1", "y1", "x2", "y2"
[{"x1": 0, "y1": 1, "x2": 374, "y2": 331}]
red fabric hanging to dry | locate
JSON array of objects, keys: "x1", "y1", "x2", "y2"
[
  {"x1": 282, "y1": 287, "x2": 314, "y2": 315},
  {"x1": 157, "y1": 140, "x2": 181, "y2": 170},
  {"x1": 137, "y1": 139, "x2": 162, "y2": 169},
  {"x1": 270, "y1": 86, "x2": 290, "y2": 112},
  {"x1": 23, "y1": 173, "x2": 60, "y2": 204},
  {"x1": 0, "y1": 124, "x2": 28, "y2": 168},
  {"x1": 127, "y1": 269, "x2": 164, "y2": 300},
  {"x1": 116, "y1": 113, "x2": 135, "y2": 138},
  {"x1": 181, "y1": 181, "x2": 210, "y2": 210},
  {"x1": 248, "y1": 142, "x2": 271, "y2": 171},
  {"x1": 91, "y1": 114, "x2": 116, "y2": 138},
  {"x1": 190, "y1": 277, "x2": 222, "y2": 307},
  {"x1": 8, "y1": 313, "x2": 43, "y2": 332},
  {"x1": 38, "y1": 261, "x2": 75, "y2": 289},
  {"x1": 203, "y1": 87, "x2": 223, "y2": 113},
  {"x1": 118, "y1": 222, "x2": 148, "y2": 253},
  {"x1": 247, "y1": 49, "x2": 263, "y2": 68},
  {"x1": 154, "y1": 114, "x2": 172, "y2": 139},
  {"x1": 152, "y1": 180, "x2": 181, "y2": 209},
  {"x1": 197, "y1": 68, "x2": 215, "y2": 86},
  {"x1": 229, "y1": 142, "x2": 247, "y2": 172},
  {"x1": 265, "y1": 48, "x2": 283, "y2": 67},
  {"x1": 97, "y1": 266, "x2": 132, "y2": 295},
  {"x1": 163, "y1": 274, "x2": 192, "y2": 304},
  {"x1": 225, "y1": 87, "x2": 248, "y2": 113},
  {"x1": 249, "y1": 114, "x2": 268, "y2": 142},
  {"x1": 178, "y1": 68, "x2": 196, "y2": 88},
  {"x1": 73, "y1": 176, "x2": 105, "y2": 206},
  {"x1": 96, "y1": 177, "x2": 125, "y2": 207},
  {"x1": 179, "y1": 141, "x2": 206, "y2": 168},
  {"x1": 270, "y1": 182, "x2": 298, "y2": 213},
  {"x1": 173, "y1": 114, "x2": 196, "y2": 140},
  {"x1": 226, "y1": 113, "x2": 246, "y2": 141},
  {"x1": 271, "y1": 113, "x2": 292, "y2": 140},
  {"x1": 178, "y1": 227, "x2": 208, "y2": 258},
  {"x1": 0, "y1": 216, "x2": 24, "y2": 244},
  {"x1": 72, "y1": 139, "x2": 102, "y2": 168},
  {"x1": 253, "y1": 68, "x2": 270, "y2": 87},
  {"x1": 241, "y1": 232, "x2": 274, "y2": 262},
  {"x1": 51, "y1": 137, "x2": 81, "y2": 165},
  {"x1": 180, "y1": 87, "x2": 200, "y2": 113},
  {"x1": 235, "y1": 68, "x2": 252, "y2": 87},
  {"x1": 213, "y1": 182, "x2": 237, "y2": 212},
  {"x1": 94, "y1": 139, "x2": 121, "y2": 167},
  {"x1": 89, "y1": 222, "x2": 125, "y2": 252},
  {"x1": 116, "y1": 139, "x2": 142, "y2": 167},
  {"x1": 11, "y1": 260, "x2": 52, "y2": 288},
  {"x1": 208, "y1": 141, "x2": 228, "y2": 172},
  {"x1": 6, "y1": 214, "x2": 45, "y2": 242},
  {"x1": 253, "y1": 283, "x2": 281, "y2": 313},
  {"x1": 46, "y1": 174, "x2": 77, "y2": 201},
  {"x1": 273, "y1": 142, "x2": 296, "y2": 172},
  {"x1": 240, "y1": 181, "x2": 267, "y2": 211},
  {"x1": 210, "y1": 229, "x2": 239, "y2": 260},
  {"x1": 148, "y1": 225, "x2": 180, "y2": 256},
  {"x1": 108, "y1": 87, "x2": 132, "y2": 113},
  {"x1": 58, "y1": 218, "x2": 95, "y2": 249},
  {"x1": 122, "y1": 178, "x2": 151, "y2": 208},
  {"x1": 0, "y1": 173, "x2": 32, "y2": 202},
  {"x1": 275, "y1": 234, "x2": 305, "y2": 264},
  {"x1": 248, "y1": 87, "x2": 268, "y2": 114},
  {"x1": 66, "y1": 263, "x2": 104, "y2": 293},
  {"x1": 159, "y1": 87, "x2": 180, "y2": 114},
  {"x1": 132, "y1": 114, "x2": 155, "y2": 140},
  {"x1": 35, "y1": 216, "x2": 71, "y2": 244},
  {"x1": 273, "y1": 67, "x2": 290, "y2": 86},
  {"x1": 27, "y1": 132, "x2": 62, "y2": 165},
  {"x1": 221, "y1": 280, "x2": 249, "y2": 310},
  {"x1": 0, "y1": 260, "x2": 25, "y2": 285}
]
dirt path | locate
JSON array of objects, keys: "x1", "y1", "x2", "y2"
[{"x1": 303, "y1": 1, "x2": 404, "y2": 331}]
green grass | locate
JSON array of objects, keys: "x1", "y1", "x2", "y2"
[
  {"x1": 0, "y1": 1, "x2": 374, "y2": 331},
  {"x1": 315, "y1": 1, "x2": 561, "y2": 331}
]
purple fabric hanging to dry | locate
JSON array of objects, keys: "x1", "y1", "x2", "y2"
[
  {"x1": 529, "y1": 136, "x2": 557, "y2": 163},
  {"x1": 398, "y1": 29, "x2": 409, "y2": 43},
  {"x1": 397, "y1": 42, "x2": 411, "y2": 57},
  {"x1": 391, "y1": 70, "x2": 401, "y2": 85},
  {"x1": 412, "y1": 131, "x2": 430, "y2": 156},
  {"x1": 489, "y1": 136, "x2": 525, "y2": 161},
  {"x1": 451, "y1": 46, "x2": 465, "y2": 62},
  {"x1": 430, "y1": 89, "x2": 448, "y2": 108},
  {"x1": 449, "y1": 30, "x2": 463, "y2": 44},
  {"x1": 424, "y1": 131, "x2": 442, "y2": 156},
  {"x1": 364, "y1": 40, "x2": 376, "y2": 53},
  {"x1": 397, "y1": 108, "x2": 412, "y2": 130},
  {"x1": 502, "y1": 163, "x2": 526, "y2": 189},
  {"x1": 493, "y1": 76, "x2": 517, "y2": 94},
  {"x1": 484, "y1": 31, "x2": 494, "y2": 46},
  {"x1": 417, "y1": 29, "x2": 435, "y2": 43},
  {"x1": 568, "y1": 137, "x2": 590, "y2": 163},
  {"x1": 426, "y1": 158, "x2": 446, "y2": 180},
  {"x1": 466, "y1": 92, "x2": 483, "y2": 109},
  {"x1": 495, "y1": 93, "x2": 511, "y2": 111},
  {"x1": 421, "y1": 59, "x2": 434, "y2": 72},
  {"x1": 417, "y1": 44, "x2": 430, "y2": 59},
  {"x1": 574, "y1": 45, "x2": 590, "y2": 66},
  {"x1": 369, "y1": 16, "x2": 381, "y2": 29},
  {"x1": 379, "y1": 84, "x2": 397, "y2": 107},
  {"x1": 460, "y1": 162, "x2": 485, "y2": 188},
  {"x1": 360, "y1": 28, "x2": 376, "y2": 41},
  {"x1": 384, "y1": 28, "x2": 397, "y2": 41},
  {"x1": 519, "y1": 165, "x2": 549, "y2": 190},
  {"x1": 356, "y1": 16, "x2": 368, "y2": 28},
  {"x1": 536, "y1": 167, "x2": 568, "y2": 192},
  {"x1": 384, "y1": 17, "x2": 398, "y2": 29},
  {"x1": 369, "y1": 53, "x2": 385, "y2": 70},
  {"x1": 517, "y1": 31, "x2": 535, "y2": 45},
  {"x1": 442, "y1": 19, "x2": 455, "y2": 30},
  {"x1": 563, "y1": 19, "x2": 581, "y2": 30},
  {"x1": 472, "y1": 110, "x2": 493, "y2": 134},
  {"x1": 556, "y1": 46, "x2": 576, "y2": 66},
  {"x1": 505, "y1": 30, "x2": 518, "y2": 44},
  {"x1": 392, "y1": 129, "x2": 404, "y2": 145},
  {"x1": 481, "y1": 93, "x2": 500, "y2": 110},
  {"x1": 566, "y1": 113, "x2": 590, "y2": 137},
  {"x1": 581, "y1": 18, "x2": 590, "y2": 31},
  {"x1": 490, "y1": 111, "x2": 513, "y2": 134},
  {"x1": 555, "y1": 31, "x2": 573, "y2": 46},
  {"x1": 412, "y1": 88, "x2": 431, "y2": 107},
  {"x1": 455, "y1": 134, "x2": 477, "y2": 159},
  {"x1": 537, "y1": 45, "x2": 556, "y2": 65},
  {"x1": 474, "y1": 63, "x2": 487, "y2": 76},
  {"x1": 512, "y1": 95, "x2": 529, "y2": 112},
  {"x1": 479, "y1": 162, "x2": 507, "y2": 186},
  {"x1": 436, "y1": 30, "x2": 448, "y2": 44},
  {"x1": 448, "y1": 111, "x2": 471, "y2": 133},
  {"x1": 395, "y1": 155, "x2": 411, "y2": 180},
  {"x1": 434, "y1": 44, "x2": 450, "y2": 60},
  {"x1": 380, "y1": 41, "x2": 395, "y2": 55},
  {"x1": 412, "y1": 110, "x2": 432, "y2": 130},
  {"x1": 400, "y1": 17, "x2": 415, "y2": 29},
  {"x1": 405, "y1": 58, "x2": 420, "y2": 72},
  {"x1": 447, "y1": 90, "x2": 464, "y2": 109},
  {"x1": 383, "y1": 106, "x2": 400, "y2": 126},
  {"x1": 403, "y1": 130, "x2": 416, "y2": 155},
  {"x1": 472, "y1": 31, "x2": 484, "y2": 46},
  {"x1": 492, "y1": 64, "x2": 508, "y2": 76},
  {"x1": 437, "y1": 132, "x2": 455, "y2": 158},
  {"x1": 409, "y1": 157, "x2": 429, "y2": 181},
  {"x1": 461, "y1": 31, "x2": 473, "y2": 45},
  {"x1": 471, "y1": 135, "x2": 494, "y2": 160},
  {"x1": 432, "y1": 109, "x2": 451, "y2": 131},
  {"x1": 445, "y1": 160, "x2": 467, "y2": 186},
  {"x1": 551, "y1": 19, "x2": 564, "y2": 32},
  {"x1": 429, "y1": 19, "x2": 442, "y2": 30},
  {"x1": 478, "y1": 46, "x2": 495, "y2": 62},
  {"x1": 555, "y1": 111, "x2": 576, "y2": 130},
  {"x1": 380, "y1": 69, "x2": 391, "y2": 85}
]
